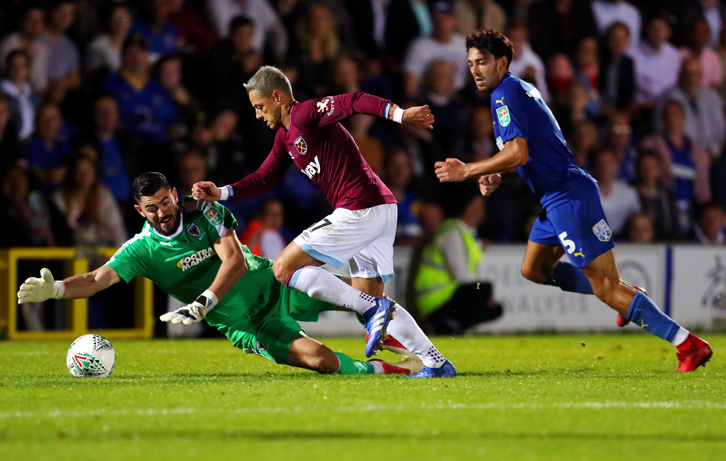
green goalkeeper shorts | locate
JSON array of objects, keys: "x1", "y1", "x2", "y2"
[{"x1": 205, "y1": 273, "x2": 334, "y2": 364}]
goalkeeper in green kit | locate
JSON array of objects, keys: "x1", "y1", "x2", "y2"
[{"x1": 17, "y1": 172, "x2": 424, "y2": 375}]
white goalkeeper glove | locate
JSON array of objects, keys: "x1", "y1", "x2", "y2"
[
  {"x1": 159, "y1": 290, "x2": 218, "y2": 325},
  {"x1": 17, "y1": 268, "x2": 65, "y2": 304}
]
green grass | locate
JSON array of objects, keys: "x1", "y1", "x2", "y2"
[{"x1": 1, "y1": 334, "x2": 725, "y2": 461}]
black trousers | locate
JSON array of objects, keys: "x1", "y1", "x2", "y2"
[{"x1": 427, "y1": 282, "x2": 503, "y2": 335}]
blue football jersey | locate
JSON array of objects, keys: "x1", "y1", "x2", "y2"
[{"x1": 491, "y1": 72, "x2": 596, "y2": 209}]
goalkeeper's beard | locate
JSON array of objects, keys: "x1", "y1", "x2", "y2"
[{"x1": 153, "y1": 207, "x2": 181, "y2": 235}]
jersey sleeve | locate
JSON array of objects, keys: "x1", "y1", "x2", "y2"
[
  {"x1": 493, "y1": 83, "x2": 529, "y2": 144},
  {"x1": 297, "y1": 93, "x2": 392, "y2": 129},
  {"x1": 104, "y1": 231, "x2": 152, "y2": 283},
  {"x1": 197, "y1": 200, "x2": 238, "y2": 244},
  {"x1": 228, "y1": 132, "x2": 291, "y2": 200}
]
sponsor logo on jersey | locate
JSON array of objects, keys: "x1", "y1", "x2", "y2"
[
  {"x1": 592, "y1": 219, "x2": 612, "y2": 242},
  {"x1": 295, "y1": 136, "x2": 308, "y2": 155},
  {"x1": 176, "y1": 247, "x2": 215, "y2": 271},
  {"x1": 301, "y1": 155, "x2": 321, "y2": 179},
  {"x1": 186, "y1": 223, "x2": 202, "y2": 238},
  {"x1": 316, "y1": 96, "x2": 335, "y2": 116},
  {"x1": 205, "y1": 209, "x2": 222, "y2": 226},
  {"x1": 495, "y1": 96, "x2": 505, "y2": 105},
  {"x1": 496, "y1": 105, "x2": 511, "y2": 127}
]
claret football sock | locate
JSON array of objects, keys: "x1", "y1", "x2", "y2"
[
  {"x1": 547, "y1": 262, "x2": 594, "y2": 295},
  {"x1": 334, "y1": 352, "x2": 376, "y2": 374},
  {"x1": 288, "y1": 266, "x2": 377, "y2": 315},
  {"x1": 386, "y1": 301, "x2": 447, "y2": 368},
  {"x1": 626, "y1": 290, "x2": 688, "y2": 345}
]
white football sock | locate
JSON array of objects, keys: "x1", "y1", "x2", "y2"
[
  {"x1": 387, "y1": 301, "x2": 447, "y2": 368},
  {"x1": 672, "y1": 327, "x2": 690, "y2": 346},
  {"x1": 288, "y1": 266, "x2": 376, "y2": 315}
]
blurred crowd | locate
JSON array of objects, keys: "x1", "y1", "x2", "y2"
[{"x1": 3, "y1": 0, "x2": 726, "y2": 262}]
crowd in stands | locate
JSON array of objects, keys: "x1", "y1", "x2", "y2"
[{"x1": 2, "y1": 0, "x2": 726, "y2": 259}]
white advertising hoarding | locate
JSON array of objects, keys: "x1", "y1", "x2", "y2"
[{"x1": 670, "y1": 246, "x2": 726, "y2": 330}]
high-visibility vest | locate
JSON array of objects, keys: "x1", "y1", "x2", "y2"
[{"x1": 414, "y1": 218, "x2": 483, "y2": 319}]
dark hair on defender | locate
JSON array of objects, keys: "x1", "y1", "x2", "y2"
[
  {"x1": 132, "y1": 172, "x2": 171, "y2": 203},
  {"x1": 466, "y1": 30, "x2": 514, "y2": 68}
]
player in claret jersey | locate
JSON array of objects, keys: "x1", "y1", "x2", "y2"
[
  {"x1": 435, "y1": 30, "x2": 711, "y2": 372},
  {"x1": 17, "y1": 172, "x2": 428, "y2": 376},
  {"x1": 193, "y1": 66, "x2": 455, "y2": 377}
]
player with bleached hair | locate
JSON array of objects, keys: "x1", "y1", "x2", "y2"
[
  {"x1": 435, "y1": 30, "x2": 711, "y2": 371},
  {"x1": 192, "y1": 66, "x2": 455, "y2": 378},
  {"x1": 17, "y1": 172, "x2": 430, "y2": 376}
]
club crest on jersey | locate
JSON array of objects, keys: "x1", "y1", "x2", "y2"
[
  {"x1": 295, "y1": 136, "x2": 308, "y2": 155},
  {"x1": 205, "y1": 209, "x2": 222, "y2": 226},
  {"x1": 592, "y1": 219, "x2": 612, "y2": 242},
  {"x1": 497, "y1": 105, "x2": 511, "y2": 127},
  {"x1": 186, "y1": 223, "x2": 202, "y2": 238}
]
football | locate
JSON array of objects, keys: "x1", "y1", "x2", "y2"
[{"x1": 66, "y1": 334, "x2": 116, "y2": 378}]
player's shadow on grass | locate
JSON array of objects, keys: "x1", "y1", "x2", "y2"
[{"x1": 457, "y1": 366, "x2": 598, "y2": 377}]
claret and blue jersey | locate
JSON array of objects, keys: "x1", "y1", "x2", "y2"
[{"x1": 491, "y1": 72, "x2": 597, "y2": 210}]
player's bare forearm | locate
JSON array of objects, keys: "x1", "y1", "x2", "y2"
[
  {"x1": 62, "y1": 266, "x2": 121, "y2": 299},
  {"x1": 466, "y1": 138, "x2": 529, "y2": 178},
  {"x1": 209, "y1": 232, "x2": 248, "y2": 300}
]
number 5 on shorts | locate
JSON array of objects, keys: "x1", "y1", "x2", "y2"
[{"x1": 558, "y1": 231, "x2": 576, "y2": 254}]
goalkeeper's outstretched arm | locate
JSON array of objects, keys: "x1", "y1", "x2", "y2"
[{"x1": 17, "y1": 266, "x2": 121, "y2": 304}]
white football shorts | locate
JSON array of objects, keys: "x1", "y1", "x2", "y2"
[{"x1": 293, "y1": 203, "x2": 397, "y2": 281}]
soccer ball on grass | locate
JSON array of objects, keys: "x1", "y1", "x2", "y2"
[{"x1": 66, "y1": 334, "x2": 116, "y2": 378}]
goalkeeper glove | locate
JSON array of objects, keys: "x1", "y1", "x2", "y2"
[
  {"x1": 159, "y1": 290, "x2": 218, "y2": 325},
  {"x1": 17, "y1": 268, "x2": 65, "y2": 304}
]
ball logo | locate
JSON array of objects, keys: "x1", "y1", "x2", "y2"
[
  {"x1": 295, "y1": 136, "x2": 308, "y2": 155},
  {"x1": 497, "y1": 106, "x2": 511, "y2": 127},
  {"x1": 205, "y1": 209, "x2": 222, "y2": 225}
]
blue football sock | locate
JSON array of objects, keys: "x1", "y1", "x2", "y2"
[
  {"x1": 547, "y1": 262, "x2": 594, "y2": 295},
  {"x1": 626, "y1": 290, "x2": 681, "y2": 342}
]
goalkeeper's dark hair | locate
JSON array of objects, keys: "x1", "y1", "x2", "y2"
[
  {"x1": 132, "y1": 172, "x2": 171, "y2": 203},
  {"x1": 466, "y1": 30, "x2": 514, "y2": 68}
]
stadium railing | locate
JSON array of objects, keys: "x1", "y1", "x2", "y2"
[{"x1": 0, "y1": 247, "x2": 154, "y2": 340}]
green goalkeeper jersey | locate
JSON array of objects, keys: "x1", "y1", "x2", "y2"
[{"x1": 106, "y1": 199, "x2": 274, "y2": 316}]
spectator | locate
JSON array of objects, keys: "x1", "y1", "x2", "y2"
[
  {"x1": 85, "y1": 3, "x2": 132, "y2": 79},
  {"x1": 238, "y1": 198, "x2": 287, "y2": 259},
  {"x1": 420, "y1": 59, "x2": 466, "y2": 158},
  {"x1": 599, "y1": 22, "x2": 636, "y2": 118},
  {"x1": 402, "y1": 1, "x2": 467, "y2": 100},
  {"x1": 207, "y1": 16, "x2": 261, "y2": 109},
  {"x1": 175, "y1": 148, "x2": 207, "y2": 197},
  {"x1": 168, "y1": 0, "x2": 218, "y2": 58},
  {"x1": 634, "y1": 149, "x2": 678, "y2": 240},
  {"x1": 528, "y1": 0, "x2": 597, "y2": 63},
  {"x1": 629, "y1": 14, "x2": 681, "y2": 109},
  {"x1": 0, "y1": 6, "x2": 50, "y2": 93},
  {"x1": 642, "y1": 99, "x2": 712, "y2": 235},
  {"x1": 348, "y1": 114, "x2": 385, "y2": 177},
  {"x1": 76, "y1": 94, "x2": 137, "y2": 207},
  {"x1": 344, "y1": 0, "x2": 388, "y2": 60},
  {"x1": 51, "y1": 152, "x2": 127, "y2": 251},
  {"x1": 188, "y1": 108, "x2": 248, "y2": 185},
  {"x1": 206, "y1": 0, "x2": 288, "y2": 61},
  {"x1": 413, "y1": 184, "x2": 502, "y2": 335},
  {"x1": 153, "y1": 55, "x2": 196, "y2": 127},
  {"x1": 507, "y1": 20, "x2": 549, "y2": 102},
  {"x1": 548, "y1": 34, "x2": 600, "y2": 105},
  {"x1": 103, "y1": 34, "x2": 181, "y2": 141},
  {"x1": 1, "y1": 164, "x2": 57, "y2": 248},
  {"x1": 624, "y1": 212, "x2": 656, "y2": 243},
  {"x1": 604, "y1": 112, "x2": 638, "y2": 182},
  {"x1": 690, "y1": 201, "x2": 726, "y2": 244},
  {"x1": 385, "y1": 0, "x2": 432, "y2": 65},
  {"x1": 553, "y1": 80, "x2": 598, "y2": 140},
  {"x1": 567, "y1": 120, "x2": 599, "y2": 170},
  {"x1": 454, "y1": 0, "x2": 507, "y2": 38},
  {"x1": 654, "y1": 58, "x2": 726, "y2": 160},
  {"x1": 462, "y1": 105, "x2": 495, "y2": 162},
  {"x1": 0, "y1": 92, "x2": 23, "y2": 177},
  {"x1": 385, "y1": 148, "x2": 424, "y2": 244},
  {"x1": 293, "y1": 2, "x2": 346, "y2": 97},
  {"x1": 39, "y1": 0, "x2": 81, "y2": 104},
  {"x1": 679, "y1": 17, "x2": 723, "y2": 89},
  {"x1": 592, "y1": 148, "x2": 641, "y2": 236},
  {"x1": 1, "y1": 49, "x2": 39, "y2": 140},
  {"x1": 682, "y1": 0, "x2": 726, "y2": 49},
  {"x1": 24, "y1": 102, "x2": 73, "y2": 191},
  {"x1": 129, "y1": 0, "x2": 180, "y2": 59},
  {"x1": 591, "y1": 0, "x2": 641, "y2": 53}
]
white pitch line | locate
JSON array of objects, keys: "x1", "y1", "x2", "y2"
[{"x1": 1, "y1": 401, "x2": 725, "y2": 420}]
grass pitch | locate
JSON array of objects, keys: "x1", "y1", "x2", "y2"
[{"x1": 1, "y1": 334, "x2": 725, "y2": 461}]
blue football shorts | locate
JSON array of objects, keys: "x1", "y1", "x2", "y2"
[{"x1": 529, "y1": 182, "x2": 616, "y2": 268}]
